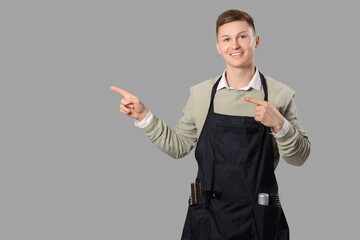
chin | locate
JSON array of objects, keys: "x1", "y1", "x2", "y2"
[{"x1": 227, "y1": 62, "x2": 250, "y2": 69}]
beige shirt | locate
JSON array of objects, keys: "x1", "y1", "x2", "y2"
[
  {"x1": 137, "y1": 68, "x2": 289, "y2": 137},
  {"x1": 140, "y1": 74, "x2": 311, "y2": 168}
]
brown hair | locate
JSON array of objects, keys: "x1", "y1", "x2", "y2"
[{"x1": 216, "y1": 9, "x2": 256, "y2": 38}]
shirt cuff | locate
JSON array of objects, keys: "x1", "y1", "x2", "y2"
[
  {"x1": 271, "y1": 117, "x2": 290, "y2": 138},
  {"x1": 134, "y1": 111, "x2": 153, "y2": 128}
]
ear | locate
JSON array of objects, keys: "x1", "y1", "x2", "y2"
[
  {"x1": 216, "y1": 41, "x2": 221, "y2": 54},
  {"x1": 255, "y1": 36, "x2": 260, "y2": 48}
]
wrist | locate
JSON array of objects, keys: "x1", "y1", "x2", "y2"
[
  {"x1": 137, "y1": 108, "x2": 149, "y2": 122},
  {"x1": 271, "y1": 117, "x2": 284, "y2": 134}
]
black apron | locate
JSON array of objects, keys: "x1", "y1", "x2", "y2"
[{"x1": 181, "y1": 72, "x2": 289, "y2": 240}]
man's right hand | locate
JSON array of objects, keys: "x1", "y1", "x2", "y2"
[{"x1": 110, "y1": 86, "x2": 149, "y2": 122}]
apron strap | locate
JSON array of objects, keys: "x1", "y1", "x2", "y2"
[{"x1": 259, "y1": 72, "x2": 268, "y2": 101}]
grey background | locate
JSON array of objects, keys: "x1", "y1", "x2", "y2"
[{"x1": 1, "y1": 0, "x2": 359, "y2": 239}]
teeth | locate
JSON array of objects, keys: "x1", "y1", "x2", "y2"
[{"x1": 231, "y1": 53, "x2": 242, "y2": 56}]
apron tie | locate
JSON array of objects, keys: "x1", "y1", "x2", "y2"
[{"x1": 203, "y1": 191, "x2": 222, "y2": 208}]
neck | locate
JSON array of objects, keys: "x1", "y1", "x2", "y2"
[{"x1": 225, "y1": 65, "x2": 256, "y2": 90}]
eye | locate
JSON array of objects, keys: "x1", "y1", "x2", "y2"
[
  {"x1": 223, "y1": 38, "x2": 230, "y2": 42},
  {"x1": 240, "y1": 35, "x2": 247, "y2": 39}
]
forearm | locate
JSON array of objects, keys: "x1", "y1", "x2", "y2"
[
  {"x1": 142, "y1": 114, "x2": 197, "y2": 159},
  {"x1": 275, "y1": 122, "x2": 311, "y2": 166}
]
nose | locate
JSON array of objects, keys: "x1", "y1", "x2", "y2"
[{"x1": 232, "y1": 39, "x2": 240, "y2": 50}]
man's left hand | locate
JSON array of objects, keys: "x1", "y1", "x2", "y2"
[{"x1": 244, "y1": 97, "x2": 284, "y2": 133}]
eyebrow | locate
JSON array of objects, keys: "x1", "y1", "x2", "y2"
[{"x1": 220, "y1": 31, "x2": 248, "y2": 38}]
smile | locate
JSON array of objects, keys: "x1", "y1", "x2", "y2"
[{"x1": 230, "y1": 52, "x2": 244, "y2": 56}]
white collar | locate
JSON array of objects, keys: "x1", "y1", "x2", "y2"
[{"x1": 216, "y1": 67, "x2": 262, "y2": 92}]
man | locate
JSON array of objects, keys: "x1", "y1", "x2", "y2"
[{"x1": 111, "y1": 9, "x2": 310, "y2": 240}]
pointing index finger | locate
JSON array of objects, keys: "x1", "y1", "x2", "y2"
[
  {"x1": 244, "y1": 97, "x2": 266, "y2": 105},
  {"x1": 110, "y1": 86, "x2": 131, "y2": 97}
]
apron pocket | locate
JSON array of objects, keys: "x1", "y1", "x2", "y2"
[
  {"x1": 209, "y1": 199, "x2": 253, "y2": 240},
  {"x1": 182, "y1": 203, "x2": 213, "y2": 240},
  {"x1": 252, "y1": 203, "x2": 282, "y2": 240}
]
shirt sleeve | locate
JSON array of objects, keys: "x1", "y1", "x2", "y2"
[
  {"x1": 139, "y1": 88, "x2": 198, "y2": 159},
  {"x1": 134, "y1": 111, "x2": 153, "y2": 128},
  {"x1": 271, "y1": 118, "x2": 290, "y2": 138},
  {"x1": 275, "y1": 92, "x2": 311, "y2": 166}
]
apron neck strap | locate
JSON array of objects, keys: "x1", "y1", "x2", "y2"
[
  {"x1": 209, "y1": 71, "x2": 269, "y2": 112},
  {"x1": 260, "y1": 72, "x2": 268, "y2": 101}
]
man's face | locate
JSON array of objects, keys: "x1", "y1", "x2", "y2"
[{"x1": 216, "y1": 20, "x2": 259, "y2": 70}]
